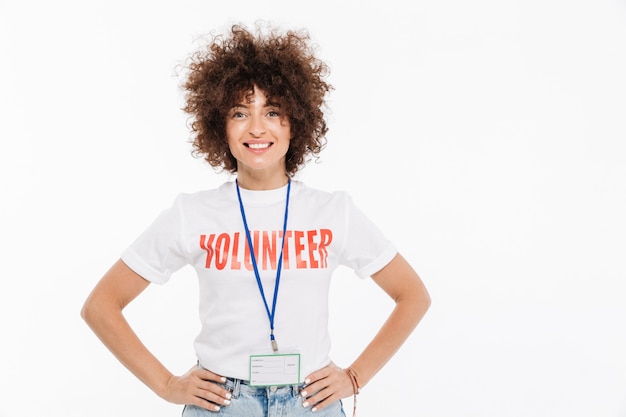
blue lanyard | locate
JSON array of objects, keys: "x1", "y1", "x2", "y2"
[{"x1": 235, "y1": 178, "x2": 291, "y2": 352}]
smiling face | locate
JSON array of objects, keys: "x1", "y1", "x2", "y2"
[{"x1": 226, "y1": 86, "x2": 291, "y2": 189}]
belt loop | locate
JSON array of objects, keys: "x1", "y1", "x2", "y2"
[{"x1": 231, "y1": 378, "x2": 241, "y2": 399}]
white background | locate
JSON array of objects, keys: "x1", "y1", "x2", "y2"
[{"x1": 1, "y1": 1, "x2": 625, "y2": 416}]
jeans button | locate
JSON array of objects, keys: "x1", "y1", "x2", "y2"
[{"x1": 270, "y1": 385, "x2": 277, "y2": 392}]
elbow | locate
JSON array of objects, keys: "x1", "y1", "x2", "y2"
[
  {"x1": 419, "y1": 285, "x2": 432, "y2": 318},
  {"x1": 80, "y1": 297, "x2": 94, "y2": 325},
  {"x1": 423, "y1": 289, "x2": 432, "y2": 312},
  {"x1": 80, "y1": 294, "x2": 104, "y2": 328},
  {"x1": 404, "y1": 285, "x2": 431, "y2": 323}
]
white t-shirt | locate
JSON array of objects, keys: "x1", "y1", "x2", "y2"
[{"x1": 121, "y1": 180, "x2": 397, "y2": 381}]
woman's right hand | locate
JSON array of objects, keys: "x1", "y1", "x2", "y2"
[{"x1": 160, "y1": 366, "x2": 233, "y2": 412}]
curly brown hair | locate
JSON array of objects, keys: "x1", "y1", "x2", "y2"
[{"x1": 182, "y1": 22, "x2": 333, "y2": 176}]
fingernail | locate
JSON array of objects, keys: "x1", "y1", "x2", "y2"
[
  {"x1": 302, "y1": 401, "x2": 309, "y2": 408},
  {"x1": 312, "y1": 407, "x2": 318, "y2": 412},
  {"x1": 214, "y1": 406, "x2": 221, "y2": 411},
  {"x1": 223, "y1": 399, "x2": 231, "y2": 406},
  {"x1": 304, "y1": 378, "x2": 311, "y2": 384},
  {"x1": 220, "y1": 377, "x2": 227, "y2": 382},
  {"x1": 225, "y1": 393, "x2": 232, "y2": 399},
  {"x1": 301, "y1": 390, "x2": 308, "y2": 397}
]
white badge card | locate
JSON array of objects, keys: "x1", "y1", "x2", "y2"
[{"x1": 249, "y1": 353, "x2": 301, "y2": 387}]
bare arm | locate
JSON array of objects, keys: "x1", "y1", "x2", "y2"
[
  {"x1": 349, "y1": 252, "x2": 431, "y2": 385},
  {"x1": 302, "y1": 253, "x2": 431, "y2": 411},
  {"x1": 80, "y1": 259, "x2": 232, "y2": 411}
]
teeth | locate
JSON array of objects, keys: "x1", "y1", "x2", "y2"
[{"x1": 248, "y1": 143, "x2": 270, "y2": 149}]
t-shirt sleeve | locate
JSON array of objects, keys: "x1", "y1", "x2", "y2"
[
  {"x1": 337, "y1": 194, "x2": 397, "y2": 278},
  {"x1": 120, "y1": 195, "x2": 189, "y2": 284}
]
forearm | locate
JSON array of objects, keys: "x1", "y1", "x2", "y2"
[
  {"x1": 301, "y1": 292, "x2": 430, "y2": 414},
  {"x1": 82, "y1": 302, "x2": 172, "y2": 397},
  {"x1": 348, "y1": 296, "x2": 429, "y2": 387}
]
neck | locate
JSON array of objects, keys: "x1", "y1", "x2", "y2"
[{"x1": 236, "y1": 169, "x2": 290, "y2": 191}]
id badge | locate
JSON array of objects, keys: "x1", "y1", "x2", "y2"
[{"x1": 249, "y1": 352, "x2": 301, "y2": 387}]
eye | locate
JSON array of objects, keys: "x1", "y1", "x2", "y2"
[
  {"x1": 231, "y1": 111, "x2": 247, "y2": 119},
  {"x1": 267, "y1": 110, "x2": 280, "y2": 117}
]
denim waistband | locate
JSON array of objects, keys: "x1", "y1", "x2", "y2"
[
  {"x1": 221, "y1": 377, "x2": 303, "y2": 399},
  {"x1": 196, "y1": 362, "x2": 303, "y2": 399}
]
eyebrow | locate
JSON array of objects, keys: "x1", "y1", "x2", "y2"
[{"x1": 231, "y1": 101, "x2": 282, "y2": 109}]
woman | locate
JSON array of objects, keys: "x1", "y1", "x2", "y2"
[{"x1": 81, "y1": 22, "x2": 431, "y2": 416}]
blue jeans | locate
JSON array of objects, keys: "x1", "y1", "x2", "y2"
[{"x1": 182, "y1": 377, "x2": 346, "y2": 417}]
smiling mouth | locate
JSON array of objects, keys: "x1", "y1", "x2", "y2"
[{"x1": 245, "y1": 142, "x2": 272, "y2": 149}]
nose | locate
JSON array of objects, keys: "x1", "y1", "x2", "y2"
[{"x1": 248, "y1": 115, "x2": 266, "y2": 137}]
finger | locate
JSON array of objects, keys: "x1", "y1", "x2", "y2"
[
  {"x1": 186, "y1": 385, "x2": 232, "y2": 412},
  {"x1": 195, "y1": 367, "x2": 227, "y2": 383},
  {"x1": 193, "y1": 379, "x2": 233, "y2": 405},
  {"x1": 193, "y1": 384, "x2": 232, "y2": 405},
  {"x1": 189, "y1": 395, "x2": 223, "y2": 413},
  {"x1": 310, "y1": 395, "x2": 338, "y2": 413},
  {"x1": 300, "y1": 381, "x2": 313, "y2": 400},
  {"x1": 303, "y1": 389, "x2": 335, "y2": 412},
  {"x1": 301, "y1": 372, "x2": 331, "y2": 399},
  {"x1": 304, "y1": 366, "x2": 331, "y2": 385},
  {"x1": 302, "y1": 372, "x2": 353, "y2": 408}
]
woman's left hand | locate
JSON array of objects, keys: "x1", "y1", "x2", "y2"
[{"x1": 301, "y1": 363, "x2": 355, "y2": 412}]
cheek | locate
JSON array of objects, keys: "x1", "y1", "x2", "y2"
[
  {"x1": 225, "y1": 131, "x2": 241, "y2": 156},
  {"x1": 225, "y1": 124, "x2": 244, "y2": 145},
  {"x1": 278, "y1": 121, "x2": 292, "y2": 141},
  {"x1": 225, "y1": 122, "x2": 236, "y2": 138},
  {"x1": 275, "y1": 117, "x2": 290, "y2": 135}
]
